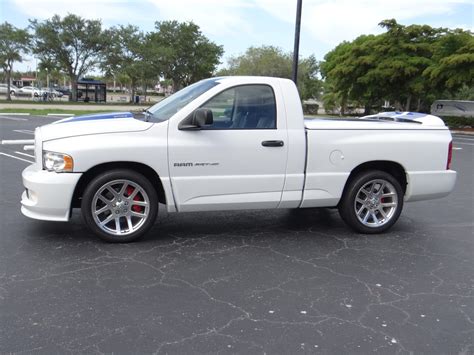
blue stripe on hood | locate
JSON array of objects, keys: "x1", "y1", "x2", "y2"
[{"x1": 55, "y1": 112, "x2": 134, "y2": 124}]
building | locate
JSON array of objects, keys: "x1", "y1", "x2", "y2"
[{"x1": 12, "y1": 77, "x2": 37, "y2": 87}]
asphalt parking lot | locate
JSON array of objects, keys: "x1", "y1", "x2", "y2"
[{"x1": 1, "y1": 114, "x2": 473, "y2": 354}]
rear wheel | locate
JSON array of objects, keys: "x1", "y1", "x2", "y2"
[
  {"x1": 81, "y1": 170, "x2": 158, "y2": 242},
  {"x1": 338, "y1": 170, "x2": 403, "y2": 234}
]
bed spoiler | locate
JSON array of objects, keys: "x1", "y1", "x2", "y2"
[{"x1": 361, "y1": 112, "x2": 446, "y2": 126}]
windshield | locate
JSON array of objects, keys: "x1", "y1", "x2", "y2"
[{"x1": 146, "y1": 78, "x2": 220, "y2": 123}]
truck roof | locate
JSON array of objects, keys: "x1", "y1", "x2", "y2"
[{"x1": 213, "y1": 76, "x2": 292, "y2": 86}]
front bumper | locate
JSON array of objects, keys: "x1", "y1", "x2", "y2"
[{"x1": 21, "y1": 164, "x2": 82, "y2": 221}]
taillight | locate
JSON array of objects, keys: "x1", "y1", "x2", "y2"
[{"x1": 447, "y1": 141, "x2": 453, "y2": 170}]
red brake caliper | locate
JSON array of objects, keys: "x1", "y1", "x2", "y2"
[
  {"x1": 126, "y1": 186, "x2": 143, "y2": 213},
  {"x1": 380, "y1": 187, "x2": 386, "y2": 204}
]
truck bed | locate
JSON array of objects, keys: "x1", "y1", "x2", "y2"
[
  {"x1": 300, "y1": 112, "x2": 453, "y2": 209},
  {"x1": 304, "y1": 112, "x2": 448, "y2": 131}
]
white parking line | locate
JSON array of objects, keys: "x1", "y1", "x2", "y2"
[
  {"x1": 452, "y1": 147, "x2": 463, "y2": 150},
  {"x1": 0, "y1": 152, "x2": 34, "y2": 163},
  {"x1": 0, "y1": 116, "x2": 28, "y2": 121},
  {"x1": 13, "y1": 129, "x2": 35, "y2": 135},
  {"x1": 15, "y1": 151, "x2": 35, "y2": 158},
  {"x1": 1, "y1": 139, "x2": 35, "y2": 145}
]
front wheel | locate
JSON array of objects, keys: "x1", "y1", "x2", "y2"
[
  {"x1": 81, "y1": 170, "x2": 158, "y2": 242},
  {"x1": 338, "y1": 170, "x2": 404, "y2": 234}
]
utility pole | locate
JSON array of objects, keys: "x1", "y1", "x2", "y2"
[{"x1": 292, "y1": 0, "x2": 303, "y2": 84}]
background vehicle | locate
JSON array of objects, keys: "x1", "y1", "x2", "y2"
[
  {"x1": 54, "y1": 86, "x2": 71, "y2": 97},
  {"x1": 17, "y1": 86, "x2": 43, "y2": 97},
  {"x1": 0, "y1": 83, "x2": 18, "y2": 96},
  {"x1": 20, "y1": 77, "x2": 456, "y2": 242},
  {"x1": 41, "y1": 88, "x2": 63, "y2": 98}
]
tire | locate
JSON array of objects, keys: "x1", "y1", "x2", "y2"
[
  {"x1": 81, "y1": 169, "x2": 158, "y2": 243},
  {"x1": 338, "y1": 170, "x2": 404, "y2": 234}
]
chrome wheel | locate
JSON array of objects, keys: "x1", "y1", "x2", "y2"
[
  {"x1": 354, "y1": 179, "x2": 398, "y2": 228},
  {"x1": 92, "y1": 179, "x2": 150, "y2": 236}
]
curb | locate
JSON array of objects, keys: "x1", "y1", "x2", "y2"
[
  {"x1": 451, "y1": 130, "x2": 474, "y2": 136},
  {"x1": 0, "y1": 112, "x2": 31, "y2": 116}
]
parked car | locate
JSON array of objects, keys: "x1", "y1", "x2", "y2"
[
  {"x1": 55, "y1": 86, "x2": 71, "y2": 96},
  {"x1": 0, "y1": 83, "x2": 19, "y2": 96},
  {"x1": 20, "y1": 77, "x2": 456, "y2": 242},
  {"x1": 41, "y1": 88, "x2": 64, "y2": 98},
  {"x1": 18, "y1": 86, "x2": 43, "y2": 97}
]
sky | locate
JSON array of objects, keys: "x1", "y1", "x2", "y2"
[{"x1": 1, "y1": 0, "x2": 473, "y2": 72}]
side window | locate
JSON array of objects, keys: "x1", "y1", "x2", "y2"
[{"x1": 201, "y1": 85, "x2": 276, "y2": 130}]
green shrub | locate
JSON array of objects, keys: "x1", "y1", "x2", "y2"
[
  {"x1": 439, "y1": 116, "x2": 474, "y2": 129},
  {"x1": 303, "y1": 102, "x2": 319, "y2": 115}
]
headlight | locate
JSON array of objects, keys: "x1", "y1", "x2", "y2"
[{"x1": 42, "y1": 151, "x2": 74, "y2": 172}]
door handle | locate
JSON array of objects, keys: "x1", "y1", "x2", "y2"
[{"x1": 261, "y1": 140, "x2": 284, "y2": 147}]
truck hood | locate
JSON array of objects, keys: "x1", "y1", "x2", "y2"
[{"x1": 40, "y1": 112, "x2": 153, "y2": 142}]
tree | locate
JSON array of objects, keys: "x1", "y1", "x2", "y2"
[
  {"x1": 220, "y1": 46, "x2": 293, "y2": 78},
  {"x1": 0, "y1": 22, "x2": 30, "y2": 101},
  {"x1": 424, "y1": 29, "x2": 474, "y2": 93},
  {"x1": 320, "y1": 40, "x2": 355, "y2": 114},
  {"x1": 146, "y1": 21, "x2": 223, "y2": 91},
  {"x1": 101, "y1": 25, "x2": 155, "y2": 102},
  {"x1": 321, "y1": 20, "x2": 473, "y2": 114},
  {"x1": 30, "y1": 14, "x2": 110, "y2": 100},
  {"x1": 219, "y1": 45, "x2": 322, "y2": 100},
  {"x1": 298, "y1": 55, "x2": 323, "y2": 100},
  {"x1": 375, "y1": 20, "x2": 443, "y2": 111},
  {"x1": 37, "y1": 57, "x2": 61, "y2": 89}
]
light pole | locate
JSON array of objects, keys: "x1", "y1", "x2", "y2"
[
  {"x1": 34, "y1": 69, "x2": 39, "y2": 99},
  {"x1": 292, "y1": 0, "x2": 303, "y2": 85}
]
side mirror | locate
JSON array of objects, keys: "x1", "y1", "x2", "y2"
[
  {"x1": 192, "y1": 108, "x2": 213, "y2": 127},
  {"x1": 179, "y1": 108, "x2": 213, "y2": 130}
]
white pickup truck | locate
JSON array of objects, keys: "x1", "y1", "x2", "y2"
[{"x1": 20, "y1": 77, "x2": 456, "y2": 242}]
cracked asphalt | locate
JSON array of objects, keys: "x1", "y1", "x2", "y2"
[{"x1": 1, "y1": 115, "x2": 473, "y2": 354}]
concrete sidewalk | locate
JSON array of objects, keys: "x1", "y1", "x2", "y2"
[{"x1": 452, "y1": 129, "x2": 474, "y2": 135}]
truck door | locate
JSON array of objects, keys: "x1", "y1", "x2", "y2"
[{"x1": 168, "y1": 84, "x2": 288, "y2": 212}]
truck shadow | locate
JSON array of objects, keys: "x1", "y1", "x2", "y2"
[
  {"x1": 27, "y1": 208, "x2": 347, "y2": 243},
  {"x1": 28, "y1": 207, "x2": 408, "y2": 244},
  {"x1": 147, "y1": 207, "x2": 347, "y2": 241}
]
